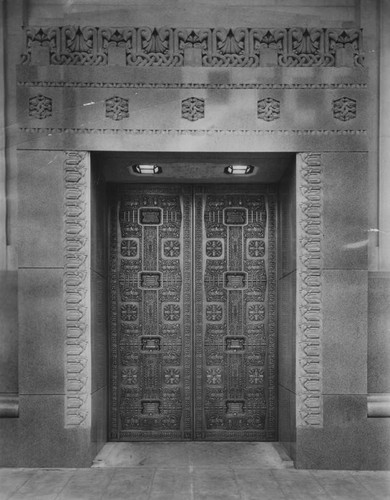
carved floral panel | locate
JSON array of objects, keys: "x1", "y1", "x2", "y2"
[
  {"x1": 21, "y1": 26, "x2": 365, "y2": 67},
  {"x1": 333, "y1": 97, "x2": 357, "y2": 121},
  {"x1": 29, "y1": 94, "x2": 52, "y2": 119}
]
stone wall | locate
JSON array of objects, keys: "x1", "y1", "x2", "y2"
[{"x1": 0, "y1": 0, "x2": 389, "y2": 469}]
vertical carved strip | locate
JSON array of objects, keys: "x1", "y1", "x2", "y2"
[
  {"x1": 194, "y1": 188, "x2": 204, "y2": 439},
  {"x1": 182, "y1": 186, "x2": 192, "y2": 439},
  {"x1": 267, "y1": 191, "x2": 277, "y2": 435},
  {"x1": 109, "y1": 195, "x2": 119, "y2": 439},
  {"x1": 297, "y1": 153, "x2": 323, "y2": 427},
  {"x1": 64, "y1": 151, "x2": 90, "y2": 427}
]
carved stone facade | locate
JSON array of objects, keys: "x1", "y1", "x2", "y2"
[
  {"x1": 21, "y1": 26, "x2": 364, "y2": 67},
  {"x1": 2, "y1": 0, "x2": 387, "y2": 472},
  {"x1": 64, "y1": 151, "x2": 90, "y2": 427},
  {"x1": 296, "y1": 153, "x2": 323, "y2": 427}
]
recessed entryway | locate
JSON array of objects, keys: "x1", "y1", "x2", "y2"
[{"x1": 108, "y1": 183, "x2": 277, "y2": 440}]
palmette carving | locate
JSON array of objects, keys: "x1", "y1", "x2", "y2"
[
  {"x1": 64, "y1": 151, "x2": 90, "y2": 427},
  {"x1": 21, "y1": 25, "x2": 364, "y2": 67},
  {"x1": 297, "y1": 153, "x2": 323, "y2": 427}
]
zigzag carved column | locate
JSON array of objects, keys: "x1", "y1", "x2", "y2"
[
  {"x1": 296, "y1": 153, "x2": 323, "y2": 427},
  {"x1": 63, "y1": 151, "x2": 91, "y2": 427}
]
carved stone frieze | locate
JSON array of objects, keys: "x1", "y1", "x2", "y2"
[
  {"x1": 333, "y1": 96, "x2": 357, "y2": 121},
  {"x1": 297, "y1": 153, "x2": 323, "y2": 427},
  {"x1": 21, "y1": 26, "x2": 364, "y2": 67},
  {"x1": 20, "y1": 127, "x2": 367, "y2": 136},
  {"x1": 64, "y1": 151, "x2": 90, "y2": 427},
  {"x1": 29, "y1": 94, "x2": 52, "y2": 119},
  {"x1": 18, "y1": 81, "x2": 368, "y2": 90}
]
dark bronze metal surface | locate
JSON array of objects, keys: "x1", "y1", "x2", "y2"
[{"x1": 109, "y1": 184, "x2": 276, "y2": 441}]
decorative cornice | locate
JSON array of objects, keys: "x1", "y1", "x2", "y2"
[
  {"x1": 17, "y1": 81, "x2": 368, "y2": 90},
  {"x1": 297, "y1": 152, "x2": 323, "y2": 427},
  {"x1": 64, "y1": 151, "x2": 90, "y2": 428},
  {"x1": 21, "y1": 26, "x2": 364, "y2": 68},
  {"x1": 20, "y1": 127, "x2": 367, "y2": 136}
]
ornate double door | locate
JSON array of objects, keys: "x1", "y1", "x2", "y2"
[{"x1": 109, "y1": 184, "x2": 276, "y2": 441}]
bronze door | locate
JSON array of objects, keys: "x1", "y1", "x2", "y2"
[{"x1": 109, "y1": 184, "x2": 276, "y2": 441}]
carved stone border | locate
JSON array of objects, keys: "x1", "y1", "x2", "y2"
[
  {"x1": 21, "y1": 26, "x2": 364, "y2": 68},
  {"x1": 20, "y1": 127, "x2": 367, "y2": 136},
  {"x1": 64, "y1": 151, "x2": 90, "y2": 427},
  {"x1": 18, "y1": 81, "x2": 368, "y2": 90},
  {"x1": 297, "y1": 152, "x2": 323, "y2": 427}
]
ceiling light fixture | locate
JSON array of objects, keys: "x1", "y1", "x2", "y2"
[
  {"x1": 224, "y1": 165, "x2": 254, "y2": 175},
  {"x1": 131, "y1": 164, "x2": 162, "y2": 175}
]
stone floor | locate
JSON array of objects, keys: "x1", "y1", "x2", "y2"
[{"x1": 1, "y1": 443, "x2": 389, "y2": 499}]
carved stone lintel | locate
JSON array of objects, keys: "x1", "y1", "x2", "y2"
[
  {"x1": 64, "y1": 151, "x2": 90, "y2": 428},
  {"x1": 297, "y1": 152, "x2": 323, "y2": 428},
  {"x1": 20, "y1": 26, "x2": 365, "y2": 68}
]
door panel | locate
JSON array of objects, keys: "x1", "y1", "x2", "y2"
[
  {"x1": 109, "y1": 184, "x2": 276, "y2": 441},
  {"x1": 109, "y1": 185, "x2": 193, "y2": 440},
  {"x1": 194, "y1": 186, "x2": 277, "y2": 440}
]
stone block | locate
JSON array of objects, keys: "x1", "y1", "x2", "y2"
[
  {"x1": 18, "y1": 395, "x2": 94, "y2": 467},
  {"x1": 31, "y1": 43, "x2": 50, "y2": 66},
  {"x1": 0, "y1": 419, "x2": 20, "y2": 467},
  {"x1": 58, "y1": 469, "x2": 115, "y2": 499},
  {"x1": 91, "y1": 270, "x2": 108, "y2": 394},
  {"x1": 108, "y1": 46, "x2": 126, "y2": 66},
  {"x1": 91, "y1": 387, "x2": 108, "y2": 455},
  {"x1": 184, "y1": 48, "x2": 203, "y2": 66},
  {"x1": 260, "y1": 48, "x2": 278, "y2": 67},
  {"x1": 91, "y1": 167, "x2": 108, "y2": 276},
  {"x1": 368, "y1": 271, "x2": 390, "y2": 393},
  {"x1": 296, "y1": 395, "x2": 390, "y2": 470},
  {"x1": 19, "y1": 269, "x2": 66, "y2": 395},
  {"x1": 0, "y1": 271, "x2": 18, "y2": 394},
  {"x1": 278, "y1": 164, "x2": 296, "y2": 278},
  {"x1": 278, "y1": 271, "x2": 296, "y2": 392},
  {"x1": 278, "y1": 385, "x2": 296, "y2": 461},
  {"x1": 335, "y1": 46, "x2": 354, "y2": 67},
  {"x1": 322, "y1": 270, "x2": 367, "y2": 395},
  {"x1": 322, "y1": 152, "x2": 368, "y2": 270},
  {"x1": 17, "y1": 150, "x2": 64, "y2": 268}
]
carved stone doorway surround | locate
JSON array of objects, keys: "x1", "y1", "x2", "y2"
[{"x1": 63, "y1": 151, "x2": 323, "y2": 441}]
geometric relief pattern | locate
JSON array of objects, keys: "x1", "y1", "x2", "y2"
[
  {"x1": 110, "y1": 185, "x2": 191, "y2": 440},
  {"x1": 195, "y1": 185, "x2": 276, "y2": 440},
  {"x1": 64, "y1": 151, "x2": 90, "y2": 427},
  {"x1": 110, "y1": 184, "x2": 276, "y2": 441},
  {"x1": 29, "y1": 94, "x2": 52, "y2": 119},
  {"x1": 297, "y1": 153, "x2": 323, "y2": 427},
  {"x1": 257, "y1": 98, "x2": 280, "y2": 121},
  {"x1": 21, "y1": 26, "x2": 365, "y2": 67},
  {"x1": 105, "y1": 96, "x2": 129, "y2": 121},
  {"x1": 332, "y1": 96, "x2": 357, "y2": 121},
  {"x1": 182, "y1": 97, "x2": 205, "y2": 121}
]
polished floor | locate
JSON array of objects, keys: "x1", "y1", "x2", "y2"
[{"x1": 1, "y1": 443, "x2": 389, "y2": 499}]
